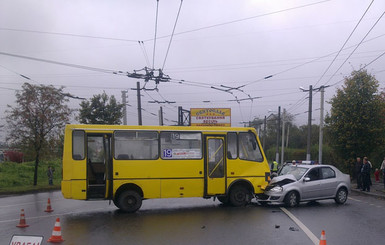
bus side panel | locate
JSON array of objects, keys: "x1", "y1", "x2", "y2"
[
  {"x1": 113, "y1": 160, "x2": 203, "y2": 179},
  {"x1": 161, "y1": 179, "x2": 204, "y2": 198},
  {"x1": 62, "y1": 180, "x2": 87, "y2": 200},
  {"x1": 114, "y1": 179, "x2": 161, "y2": 199},
  {"x1": 227, "y1": 177, "x2": 267, "y2": 194}
]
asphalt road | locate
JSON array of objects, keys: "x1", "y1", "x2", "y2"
[{"x1": 1, "y1": 191, "x2": 384, "y2": 245}]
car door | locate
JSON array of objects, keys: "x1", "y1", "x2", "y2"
[
  {"x1": 319, "y1": 167, "x2": 338, "y2": 197},
  {"x1": 301, "y1": 167, "x2": 322, "y2": 200}
]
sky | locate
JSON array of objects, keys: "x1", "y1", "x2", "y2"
[{"x1": 1, "y1": 0, "x2": 385, "y2": 142}]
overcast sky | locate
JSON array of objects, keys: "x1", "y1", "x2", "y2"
[{"x1": 1, "y1": 0, "x2": 385, "y2": 141}]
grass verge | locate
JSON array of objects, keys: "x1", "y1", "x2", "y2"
[{"x1": 0, "y1": 159, "x2": 62, "y2": 196}]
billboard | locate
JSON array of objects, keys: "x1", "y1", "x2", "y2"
[{"x1": 190, "y1": 108, "x2": 231, "y2": 127}]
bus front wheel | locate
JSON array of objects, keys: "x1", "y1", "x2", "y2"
[
  {"x1": 118, "y1": 190, "x2": 142, "y2": 213},
  {"x1": 229, "y1": 185, "x2": 250, "y2": 207}
]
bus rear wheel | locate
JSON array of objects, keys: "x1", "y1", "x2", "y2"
[{"x1": 118, "y1": 190, "x2": 142, "y2": 213}]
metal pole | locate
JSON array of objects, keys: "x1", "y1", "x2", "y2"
[
  {"x1": 159, "y1": 106, "x2": 163, "y2": 126},
  {"x1": 137, "y1": 82, "x2": 142, "y2": 125},
  {"x1": 121, "y1": 90, "x2": 127, "y2": 125},
  {"x1": 275, "y1": 106, "x2": 281, "y2": 163},
  {"x1": 263, "y1": 116, "x2": 267, "y2": 150},
  {"x1": 281, "y1": 109, "x2": 285, "y2": 165},
  {"x1": 306, "y1": 85, "x2": 312, "y2": 161},
  {"x1": 319, "y1": 86, "x2": 325, "y2": 164}
]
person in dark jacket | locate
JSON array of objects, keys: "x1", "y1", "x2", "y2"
[
  {"x1": 355, "y1": 157, "x2": 363, "y2": 189},
  {"x1": 361, "y1": 157, "x2": 371, "y2": 192}
]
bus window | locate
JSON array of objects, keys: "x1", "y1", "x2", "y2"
[
  {"x1": 88, "y1": 136, "x2": 104, "y2": 163},
  {"x1": 208, "y1": 138, "x2": 224, "y2": 178},
  {"x1": 227, "y1": 132, "x2": 237, "y2": 159},
  {"x1": 239, "y1": 132, "x2": 263, "y2": 162},
  {"x1": 72, "y1": 131, "x2": 85, "y2": 160},
  {"x1": 160, "y1": 132, "x2": 202, "y2": 159},
  {"x1": 114, "y1": 131, "x2": 159, "y2": 160}
]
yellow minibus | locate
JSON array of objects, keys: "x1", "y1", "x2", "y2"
[{"x1": 61, "y1": 124, "x2": 270, "y2": 212}]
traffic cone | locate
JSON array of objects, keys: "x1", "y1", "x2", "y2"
[
  {"x1": 47, "y1": 218, "x2": 64, "y2": 243},
  {"x1": 319, "y1": 230, "x2": 326, "y2": 245},
  {"x1": 45, "y1": 198, "x2": 54, "y2": 212},
  {"x1": 16, "y1": 209, "x2": 29, "y2": 228}
]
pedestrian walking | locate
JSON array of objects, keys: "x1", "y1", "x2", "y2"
[
  {"x1": 361, "y1": 157, "x2": 371, "y2": 192},
  {"x1": 355, "y1": 157, "x2": 363, "y2": 189},
  {"x1": 380, "y1": 157, "x2": 385, "y2": 189},
  {"x1": 47, "y1": 166, "x2": 54, "y2": 185}
]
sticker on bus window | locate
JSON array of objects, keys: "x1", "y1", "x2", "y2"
[
  {"x1": 163, "y1": 149, "x2": 201, "y2": 159},
  {"x1": 163, "y1": 149, "x2": 173, "y2": 158}
]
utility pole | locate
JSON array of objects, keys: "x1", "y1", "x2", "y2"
[
  {"x1": 275, "y1": 106, "x2": 281, "y2": 163},
  {"x1": 159, "y1": 106, "x2": 163, "y2": 126},
  {"x1": 121, "y1": 90, "x2": 128, "y2": 125},
  {"x1": 281, "y1": 109, "x2": 286, "y2": 165},
  {"x1": 307, "y1": 85, "x2": 312, "y2": 161},
  {"x1": 263, "y1": 115, "x2": 267, "y2": 150},
  {"x1": 136, "y1": 82, "x2": 142, "y2": 125},
  {"x1": 300, "y1": 85, "x2": 312, "y2": 161},
  {"x1": 318, "y1": 85, "x2": 329, "y2": 164}
]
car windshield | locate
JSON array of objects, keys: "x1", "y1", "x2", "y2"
[{"x1": 279, "y1": 165, "x2": 308, "y2": 180}]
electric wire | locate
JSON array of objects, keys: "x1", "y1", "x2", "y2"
[
  {"x1": 162, "y1": 0, "x2": 184, "y2": 70},
  {"x1": 152, "y1": 0, "x2": 160, "y2": 69},
  {"x1": 329, "y1": 49, "x2": 385, "y2": 87},
  {"x1": 0, "y1": 27, "x2": 139, "y2": 42},
  {"x1": 143, "y1": 0, "x2": 331, "y2": 42},
  {"x1": 0, "y1": 51, "x2": 117, "y2": 74},
  {"x1": 314, "y1": 0, "x2": 375, "y2": 87},
  {"x1": 138, "y1": 41, "x2": 151, "y2": 67},
  {"x1": 323, "y1": 10, "x2": 385, "y2": 87}
]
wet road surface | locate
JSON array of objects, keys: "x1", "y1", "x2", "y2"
[{"x1": 1, "y1": 191, "x2": 384, "y2": 244}]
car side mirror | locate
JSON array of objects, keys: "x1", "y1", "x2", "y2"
[{"x1": 303, "y1": 177, "x2": 310, "y2": 182}]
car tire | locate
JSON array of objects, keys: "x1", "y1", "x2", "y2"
[
  {"x1": 229, "y1": 185, "x2": 250, "y2": 207},
  {"x1": 334, "y1": 188, "x2": 348, "y2": 204},
  {"x1": 284, "y1": 191, "x2": 299, "y2": 207},
  {"x1": 118, "y1": 190, "x2": 142, "y2": 213}
]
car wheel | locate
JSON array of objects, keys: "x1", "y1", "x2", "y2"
[
  {"x1": 217, "y1": 196, "x2": 229, "y2": 205},
  {"x1": 335, "y1": 188, "x2": 348, "y2": 204},
  {"x1": 229, "y1": 185, "x2": 250, "y2": 207},
  {"x1": 118, "y1": 190, "x2": 142, "y2": 213},
  {"x1": 284, "y1": 191, "x2": 299, "y2": 207}
]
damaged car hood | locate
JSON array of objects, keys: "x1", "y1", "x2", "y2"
[{"x1": 270, "y1": 174, "x2": 297, "y2": 185}]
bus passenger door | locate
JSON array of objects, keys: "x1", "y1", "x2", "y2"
[
  {"x1": 87, "y1": 134, "x2": 112, "y2": 199},
  {"x1": 205, "y1": 136, "x2": 226, "y2": 195}
]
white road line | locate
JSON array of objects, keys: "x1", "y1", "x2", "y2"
[
  {"x1": 280, "y1": 207, "x2": 319, "y2": 245},
  {"x1": 348, "y1": 197, "x2": 361, "y2": 202}
]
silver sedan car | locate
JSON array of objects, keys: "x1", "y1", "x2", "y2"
[{"x1": 257, "y1": 164, "x2": 351, "y2": 207}]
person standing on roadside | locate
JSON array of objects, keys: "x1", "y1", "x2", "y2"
[
  {"x1": 361, "y1": 157, "x2": 371, "y2": 192},
  {"x1": 380, "y1": 157, "x2": 385, "y2": 189},
  {"x1": 355, "y1": 157, "x2": 363, "y2": 189},
  {"x1": 47, "y1": 166, "x2": 54, "y2": 185}
]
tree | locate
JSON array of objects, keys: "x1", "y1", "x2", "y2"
[
  {"x1": 325, "y1": 69, "x2": 385, "y2": 168},
  {"x1": 79, "y1": 92, "x2": 124, "y2": 124},
  {"x1": 6, "y1": 83, "x2": 72, "y2": 185}
]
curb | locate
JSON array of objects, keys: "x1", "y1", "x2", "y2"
[{"x1": 351, "y1": 188, "x2": 385, "y2": 199}]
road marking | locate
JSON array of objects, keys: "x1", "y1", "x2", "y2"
[
  {"x1": 280, "y1": 207, "x2": 319, "y2": 245},
  {"x1": 348, "y1": 197, "x2": 361, "y2": 202}
]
